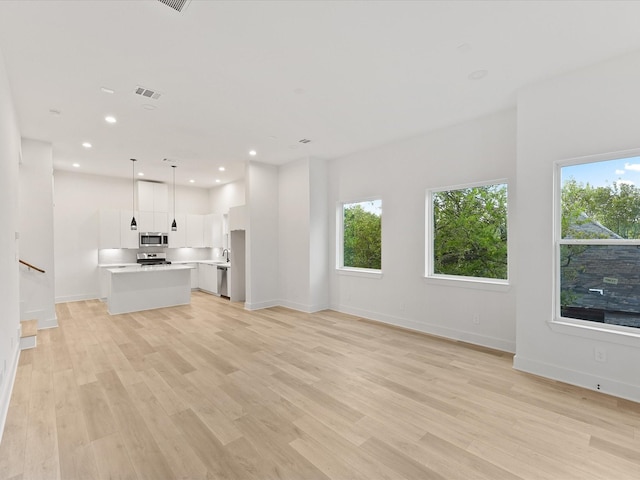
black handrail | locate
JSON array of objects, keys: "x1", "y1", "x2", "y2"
[{"x1": 19, "y1": 259, "x2": 45, "y2": 273}]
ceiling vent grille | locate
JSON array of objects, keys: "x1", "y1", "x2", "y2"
[
  {"x1": 134, "y1": 86, "x2": 161, "y2": 100},
  {"x1": 157, "y1": 0, "x2": 191, "y2": 13},
  {"x1": 299, "y1": 139, "x2": 311, "y2": 144}
]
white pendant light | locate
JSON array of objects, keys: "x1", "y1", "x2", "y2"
[
  {"x1": 171, "y1": 165, "x2": 177, "y2": 231},
  {"x1": 130, "y1": 159, "x2": 137, "y2": 230}
]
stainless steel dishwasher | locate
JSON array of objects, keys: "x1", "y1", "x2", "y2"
[{"x1": 217, "y1": 265, "x2": 229, "y2": 298}]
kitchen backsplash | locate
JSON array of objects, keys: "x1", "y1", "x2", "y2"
[{"x1": 98, "y1": 247, "x2": 222, "y2": 265}]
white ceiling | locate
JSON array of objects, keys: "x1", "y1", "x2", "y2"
[{"x1": 2, "y1": 0, "x2": 640, "y2": 188}]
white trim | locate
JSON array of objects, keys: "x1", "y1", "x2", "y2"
[
  {"x1": 335, "y1": 267, "x2": 383, "y2": 279},
  {"x1": 513, "y1": 354, "x2": 640, "y2": 403},
  {"x1": 0, "y1": 345, "x2": 20, "y2": 444},
  {"x1": 330, "y1": 302, "x2": 515, "y2": 353},
  {"x1": 425, "y1": 178, "x2": 510, "y2": 283},
  {"x1": 553, "y1": 149, "x2": 640, "y2": 338},
  {"x1": 548, "y1": 318, "x2": 640, "y2": 347},
  {"x1": 244, "y1": 299, "x2": 280, "y2": 311},
  {"x1": 335, "y1": 196, "x2": 383, "y2": 271},
  {"x1": 55, "y1": 293, "x2": 98, "y2": 303},
  {"x1": 422, "y1": 275, "x2": 510, "y2": 292},
  {"x1": 278, "y1": 299, "x2": 330, "y2": 313}
]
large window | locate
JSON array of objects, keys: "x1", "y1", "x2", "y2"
[
  {"x1": 427, "y1": 181, "x2": 508, "y2": 283},
  {"x1": 338, "y1": 199, "x2": 382, "y2": 271},
  {"x1": 557, "y1": 152, "x2": 640, "y2": 330}
]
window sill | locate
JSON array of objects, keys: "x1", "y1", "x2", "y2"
[
  {"x1": 423, "y1": 274, "x2": 510, "y2": 292},
  {"x1": 336, "y1": 268, "x2": 383, "y2": 279},
  {"x1": 549, "y1": 318, "x2": 640, "y2": 348}
]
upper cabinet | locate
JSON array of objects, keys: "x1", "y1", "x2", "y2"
[
  {"x1": 138, "y1": 211, "x2": 169, "y2": 233},
  {"x1": 204, "y1": 213, "x2": 223, "y2": 248},
  {"x1": 99, "y1": 209, "x2": 139, "y2": 249},
  {"x1": 229, "y1": 205, "x2": 247, "y2": 231},
  {"x1": 137, "y1": 181, "x2": 168, "y2": 213}
]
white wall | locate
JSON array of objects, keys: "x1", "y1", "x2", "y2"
[
  {"x1": 328, "y1": 109, "x2": 517, "y2": 352},
  {"x1": 209, "y1": 180, "x2": 245, "y2": 214},
  {"x1": 0, "y1": 47, "x2": 21, "y2": 442},
  {"x1": 278, "y1": 158, "x2": 311, "y2": 310},
  {"x1": 277, "y1": 157, "x2": 329, "y2": 312},
  {"x1": 515, "y1": 51, "x2": 640, "y2": 402},
  {"x1": 245, "y1": 162, "x2": 279, "y2": 309},
  {"x1": 20, "y1": 139, "x2": 56, "y2": 329},
  {"x1": 54, "y1": 170, "x2": 213, "y2": 302}
]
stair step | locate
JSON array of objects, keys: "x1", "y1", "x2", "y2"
[
  {"x1": 20, "y1": 319, "x2": 38, "y2": 350},
  {"x1": 20, "y1": 319, "x2": 38, "y2": 338}
]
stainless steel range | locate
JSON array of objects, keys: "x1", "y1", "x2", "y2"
[{"x1": 136, "y1": 253, "x2": 172, "y2": 266}]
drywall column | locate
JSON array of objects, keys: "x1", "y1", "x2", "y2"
[
  {"x1": 0, "y1": 47, "x2": 22, "y2": 442},
  {"x1": 245, "y1": 161, "x2": 279, "y2": 309},
  {"x1": 19, "y1": 138, "x2": 57, "y2": 329}
]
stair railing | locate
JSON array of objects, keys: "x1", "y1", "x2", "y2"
[{"x1": 19, "y1": 259, "x2": 45, "y2": 273}]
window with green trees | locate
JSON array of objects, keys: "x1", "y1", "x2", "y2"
[
  {"x1": 558, "y1": 153, "x2": 640, "y2": 330},
  {"x1": 339, "y1": 199, "x2": 382, "y2": 270},
  {"x1": 428, "y1": 181, "x2": 508, "y2": 281}
]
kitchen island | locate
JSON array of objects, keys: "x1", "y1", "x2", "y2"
[{"x1": 105, "y1": 264, "x2": 194, "y2": 315}]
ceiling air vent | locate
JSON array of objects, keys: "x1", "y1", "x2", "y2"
[
  {"x1": 134, "y1": 86, "x2": 161, "y2": 100},
  {"x1": 299, "y1": 139, "x2": 311, "y2": 144},
  {"x1": 157, "y1": 0, "x2": 191, "y2": 13}
]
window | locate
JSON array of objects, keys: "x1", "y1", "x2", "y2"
[
  {"x1": 427, "y1": 181, "x2": 508, "y2": 283},
  {"x1": 338, "y1": 199, "x2": 382, "y2": 272},
  {"x1": 557, "y1": 152, "x2": 640, "y2": 330}
]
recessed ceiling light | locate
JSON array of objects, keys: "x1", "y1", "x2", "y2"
[
  {"x1": 218, "y1": 166, "x2": 225, "y2": 172},
  {"x1": 189, "y1": 179, "x2": 195, "y2": 183},
  {"x1": 468, "y1": 69, "x2": 488, "y2": 80},
  {"x1": 215, "y1": 179, "x2": 221, "y2": 183},
  {"x1": 249, "y1": 150, "x2": 257, "y2": 156},
  {"x1": 105, "y1": 115, "x2": 117, "y2": 124},
  {"x1": 138, "y1": 172, "x2": 144, "y2": 176},
  {"x1": 82, "y1": 142, "x2": 92, "y2": 148},
  {"x1": 72, "y1": 163, "x2": 80, "y2": 168},
  {"x1": 101, "y1": 87, "x2": 115, "y2": 94}
]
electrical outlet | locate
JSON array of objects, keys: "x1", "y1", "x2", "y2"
[
  {"x1": 472, "y1": 313, "x2": 480, "y2": 325},
  {"x1": 594, "y1": 346, "x2": 607, "y2": 363}
]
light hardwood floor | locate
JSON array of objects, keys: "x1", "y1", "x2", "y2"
[{"x1": 1, "y1": 291, "x2": 639, "y2": 479}]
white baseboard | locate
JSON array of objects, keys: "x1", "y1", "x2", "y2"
[
  {"x1": 330, "y1": 303, "x2": 516, "y2": 353},
  {"x1": 244, "y1": 299, "x2": 280, "y2": 311},
  {"x1": 55, "y1": 293, "x2": 98, "y2": 303},
  {"x1": 278, "y1": 299, "x2": 330, "y2": 313},
  {"x1": 513, "y1": 355, "x2": 640, "y2": 403},
  {"x1": 0, "y1": 345, "x2": 20, "y2": 445}
]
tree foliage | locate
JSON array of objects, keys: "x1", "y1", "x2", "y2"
[
  {"x1": 433, "y1": 184, "x2": 507, "y2": 279},
  {"x1": 562, "y1": 178, "x2": 640, "y2": 239},
  {"x1": 343, "y1": 203, "x2": 381, "y2": 269}
]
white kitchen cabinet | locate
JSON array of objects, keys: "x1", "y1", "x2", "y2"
[
  {"x1": 138, "y1": 211, "x2": 169, "y2": 232},
  {"x1": 137, "y1": 181, "x2": 168, "y2": 213},
  {"x1": 204, "y1": 213, "x2": 223, "y2": 248},
  {"x1": 168, "y1": 213, "x2": 187, "y2": 247},
  {"x1": 99, "y1": 209, "x2": 120, "y2": 249},
  {"x1": 120, "y1": 210, "x2": 139, "y2": 248},
  {"x1": 186, "y1": 214, "x2": 205, "y2": 248},
  {"x1": 229, "y1": 205, "x2": 247, "y2": 231},
  {"x1": 198, "y1": 262, "x2": 217, "y2": 294},
  {"x1": 184, "y1": 263, "x2": 198, "y2": 289}
]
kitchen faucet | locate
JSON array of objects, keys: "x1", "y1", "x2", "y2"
[{"x1": 222, "y1": 248, "x2": 230, "y2": 263}]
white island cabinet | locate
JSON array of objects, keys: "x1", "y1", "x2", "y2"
[{"x1": 106, "y1": 264, "x2": 193, "y2": 315}]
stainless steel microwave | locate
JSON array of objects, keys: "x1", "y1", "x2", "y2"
[{"x1": 139, "y1": 232, "x2": 169, "y2": 248}]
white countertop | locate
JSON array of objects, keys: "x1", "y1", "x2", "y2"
[
  {"x1": 100, "y1": 260, "x2": 230, "y2": 268},
  {"x1": 106, "y1": 264, "x2": 195, "y2": 274}
]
